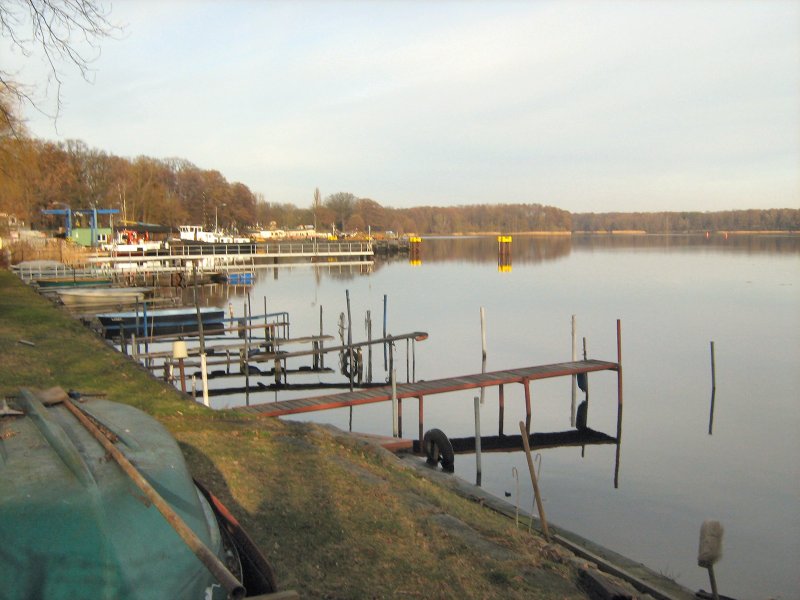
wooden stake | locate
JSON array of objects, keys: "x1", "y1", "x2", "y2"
[{"x1": 519, "y1": 420, "x2": 549, "y2": 540}]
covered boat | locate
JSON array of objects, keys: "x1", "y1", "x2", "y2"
[
  {"x1": 96, "y1": 306, "x2": 225, "y2": 338},
  {"x1": 0, "y1": 388, "x2": 276, "y2": 599}
]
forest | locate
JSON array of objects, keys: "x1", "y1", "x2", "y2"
[{"x1": 1, "y1": 134, "x2": 797, "y2": 236}]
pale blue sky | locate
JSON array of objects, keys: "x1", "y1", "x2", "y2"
[{"x1": 9, "y1": 0, "x2": 800, "y2": 212}]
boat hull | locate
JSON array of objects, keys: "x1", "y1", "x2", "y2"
[
  {"x1": 0, "y1": 391, "x2": 229, "y2": 599},
  {"x1": 96, "y1": 306, "x2": 225, "y2": 338},
  {"x1": 56, "y1": 287, "x2": 153, "y2": 307}
]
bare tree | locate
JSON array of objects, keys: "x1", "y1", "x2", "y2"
[{"x1": 0, "y1": 0, "x2": 119, "y2": 135}]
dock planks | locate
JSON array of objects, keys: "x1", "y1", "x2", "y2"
[{"x1": 237, "y1": 359, "x2": 618, "y2": 418}]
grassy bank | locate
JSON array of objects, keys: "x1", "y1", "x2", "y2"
[{"x1": 0, "y1": 270, "x2": 626, "y2": 598}]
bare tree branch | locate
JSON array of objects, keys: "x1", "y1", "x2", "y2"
[{"x1": 0, "y1": 0, "x2": 120, "y2": 135}]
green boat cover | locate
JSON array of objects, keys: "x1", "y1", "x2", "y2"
[{"x1": 0, "y1": 392, "x2": 230, "y2": 599}]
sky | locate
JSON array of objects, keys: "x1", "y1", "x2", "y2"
[{"x1": 7, "y1": 0, "x2": 800, "y2": 213}]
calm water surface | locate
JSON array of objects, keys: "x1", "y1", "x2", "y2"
[{"x1": 199, "y1": 235, "x2": 799, "y2": 599}]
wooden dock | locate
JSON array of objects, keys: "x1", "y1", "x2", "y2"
[
  {"x1": 240, "y1": 319, "x2": 625, "y2": 486},
  {"x1": 239, "y1": 358, "x2": 620, "y2": 433}
]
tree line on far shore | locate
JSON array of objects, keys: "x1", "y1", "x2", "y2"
[{"x1": 1, "y1": 135, "x2": 797, "y2": 235}]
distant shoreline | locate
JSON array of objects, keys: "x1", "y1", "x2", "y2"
[{"x1": 438, "y1": 229, "x2": 798, "y2": 237}]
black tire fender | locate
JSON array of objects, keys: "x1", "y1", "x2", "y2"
[{"x1": 423, "y1": 428, "x2": 455, "y2": 473}]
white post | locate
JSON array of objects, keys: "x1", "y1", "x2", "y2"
[
  {"x1": 200, "y1": 353, "x2": 210, "y2": 407},
  {"x1": 571, "y1": 314, "x2": 577, "y2": 427}
]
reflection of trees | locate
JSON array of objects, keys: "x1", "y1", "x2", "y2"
[
  {"x1": 374, "y1": 236, "x2": 573, "y2": 265},
  {"x1": 571, "y1": 233, "x2": 800, "y2": 255}
]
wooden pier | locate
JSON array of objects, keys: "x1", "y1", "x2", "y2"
[
  {"x1": 240, "y1": 359, "x2": 620, "y2": 437},
  {"x1": 240, "y1": 319, "x2": 625, "y2": 485}
]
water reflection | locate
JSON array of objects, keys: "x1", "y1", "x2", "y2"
[{"x1": 372, "y1": 233, "x2": 800, "y2": 270}]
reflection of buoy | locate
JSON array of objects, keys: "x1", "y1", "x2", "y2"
[{"x1": 423, "y1": 428, "x2": 455, "y2": 473}]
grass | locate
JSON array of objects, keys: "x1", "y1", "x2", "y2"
[{"x1": 0, "y1": 269, "x2": 592, "y2": 598}]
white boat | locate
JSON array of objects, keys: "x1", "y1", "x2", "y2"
[
  {"x1": 56, "y1": 287, "x2": 155, "y2": 307},
  {"x1": 178, "y1": 225, "x2": 251, "y2": 244}
]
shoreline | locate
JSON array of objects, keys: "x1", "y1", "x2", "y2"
[{"x1": 0, "y1": 269, "x2": 699, "y2": 598}]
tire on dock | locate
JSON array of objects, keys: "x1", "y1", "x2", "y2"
[{"x1": 423, "y1": 428, "x2": 455, "y2": 473}]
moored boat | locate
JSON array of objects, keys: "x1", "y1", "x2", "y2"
[
  {"x1": 56, "y1": 286, "x2": 155, "y2": 307},
  {"x1": 96, "y1": 306, "x2": 226, "y2": 337}
]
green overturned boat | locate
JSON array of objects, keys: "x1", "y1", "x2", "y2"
[{"x1": 0, "y1": 388, "x2": 277, "y2": 599}]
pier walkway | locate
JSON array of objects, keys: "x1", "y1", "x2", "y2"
[{"x1": 239, "y1": 358, "x2": 621, "y2": 435}]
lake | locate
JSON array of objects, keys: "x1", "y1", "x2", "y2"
[{"x1": 192, "y1": 234, "x2": 799, "y2": 599}]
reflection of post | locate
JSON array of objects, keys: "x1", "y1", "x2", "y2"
[
  {"x1": 614, "y1": 319, "x2": 624, "y2": 488},
  {"x1": 480, "y1": 307, "x2": 487, "y2": 405},
  {"x1": 708, "y1": 341, "x2": 717, "y2": 435},
  {"x1": 474, "y1": 396, "x2": 482, "y2": 486}
]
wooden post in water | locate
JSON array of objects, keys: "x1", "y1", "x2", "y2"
[
  {"x1": 474, "y1": 396, "x2": 482, "y2": 486},
  {"x1": 519, "y1": 420, "x2": 549, "y2": 541},
  {"x1": 319, "y1": 305, "x2": 324, "y2": 369},
  {"x1": 708, "y1": 341, "x2": 717, "y2": 435},
  {"x1": 346, "y1": 290, "x2": 354, "y2": 393}
]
